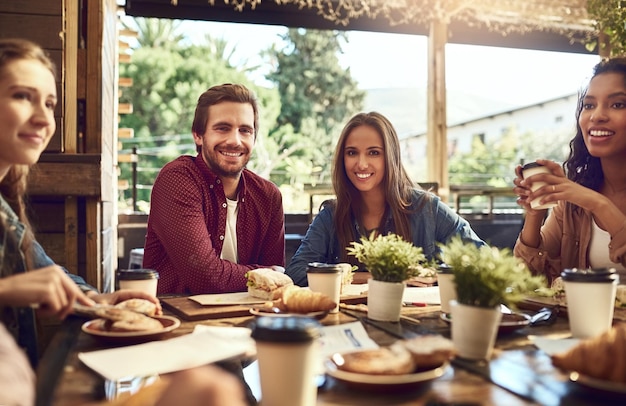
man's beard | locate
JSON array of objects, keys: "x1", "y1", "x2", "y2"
[{"x1": 203, "y1": 147, "x2": 250, "y2": 179}]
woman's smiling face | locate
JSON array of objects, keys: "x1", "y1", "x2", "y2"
[
  {"x1": 343, "y1": 124, "x2": 385, "y2": 194},
  {"x1": 579, "y1": 72, "x2": 626, "y2": 160},
  {"x1": 0, "y1": 58, "x2": 57, "y2": 176}
]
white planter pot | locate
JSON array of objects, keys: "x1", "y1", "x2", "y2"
[
  {"x1": 367, "y1": 279, "x2": 405, "y2": 322},
  {"x1": 449, "y1": 300, "x2": 502, "y2": 360}
]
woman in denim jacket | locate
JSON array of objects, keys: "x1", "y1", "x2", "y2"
[
  {"x1": 0, "y1": 38, "x2": 160, "y2": 368},
  {"x1": 286, "y1": 112, "x2": 485, "y2": 286}
]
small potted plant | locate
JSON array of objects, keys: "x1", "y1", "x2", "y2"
[
  {"x1": 439, "y1": 236, "x2": 545, "y2": 359},
  {"x1": 347, "y1": 233, "x2": 426, "y2": 321}
]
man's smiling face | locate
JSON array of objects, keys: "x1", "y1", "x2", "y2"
[{"x1": 193, "y1": 101, "x2": 255, "y2": 179}]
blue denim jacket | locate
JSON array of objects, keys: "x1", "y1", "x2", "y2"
[
  {"x1": 285, "y1": 189, "x2": 486, "y2": 286},
  {"x1": 0, "y1": 195, "x2": 95, "y2": 366}
]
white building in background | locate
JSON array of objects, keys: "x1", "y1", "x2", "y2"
[{"x1": 372, "y1": 91, "x2": 579, "y2": 181}]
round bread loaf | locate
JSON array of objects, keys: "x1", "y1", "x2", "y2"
[
  {"x1": 111, "y1": 315, "x2": 163, "y2": 332},
  {"x1": 114, "y1": 298, "x2": 158, "y2": 316},
  {"x1": 337, "y1": 343, "x2": 415, "y2": 375},
  {"x1": 401, "y1": 334, "x2": 456, "y2": 369}
]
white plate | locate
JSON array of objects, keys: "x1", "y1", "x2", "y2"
[
  {"x1": 188, "y1": 292, "x2": 267, "y2": 305},
  {"x1": 569, "y1": 371, "x2": 626, "y2": 395},
  {"x1": 249, "y1": 308, "x2": 329, "y2": 320},
  {"x1": 81, "y1": 315, "x2": 181, "y2": 344},
  {"x1": 325, "y1": 353, "x2": 448, "y2": 391}
]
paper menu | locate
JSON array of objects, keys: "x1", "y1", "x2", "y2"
[
  {"x1": 78, "y1": 326, "x2": 255, "y2": 381},
  {"x1": 319, "y1": 321, "x2": 379, "y2": 358}
]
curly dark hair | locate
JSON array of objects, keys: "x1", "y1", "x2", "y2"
[{"x1": 566, "y1": 57, "x2": 626, "y2": 191}]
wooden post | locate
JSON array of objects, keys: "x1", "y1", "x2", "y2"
[{"x1": 427, "y1": 18, "x2": 449, "y2": 202}]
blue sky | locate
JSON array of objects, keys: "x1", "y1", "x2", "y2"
[{"x1": 178, "y1": 20, "x2": 600, "y2": 107}]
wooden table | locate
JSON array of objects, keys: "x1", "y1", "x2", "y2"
[{"x1": 35, "y1": 300, "x2": 621, "y2": 406}]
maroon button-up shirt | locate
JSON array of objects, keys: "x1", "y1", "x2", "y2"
[{"x1": 144, "y1": 155, "x2": 285, "y2": 294}]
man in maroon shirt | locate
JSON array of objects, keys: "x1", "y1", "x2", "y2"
[{"x1": 144, "y1": 84, "x2": 285, "y2": 294}]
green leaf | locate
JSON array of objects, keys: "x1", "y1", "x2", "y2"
[
  {"x1": 346, "y1": 233, "x2": 426, "y2": 283},
  {"x1": 439, "y1": 236, "x2": 545, "y2": 309}
]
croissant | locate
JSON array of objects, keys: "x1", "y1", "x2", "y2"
[
  {"x1": 551, "y1": 323, "x2": 626, "y2": 383},
  {"x1": 280, "y1": 286, "x2": 337, "y2": 313}
]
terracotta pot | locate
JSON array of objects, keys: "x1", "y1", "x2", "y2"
[
  {"x1": 449, "y1": 300, "x2": 501, "y2": 360},
  {"x1": 367, "y1": 279, "x2": 405, "y2": 322}
]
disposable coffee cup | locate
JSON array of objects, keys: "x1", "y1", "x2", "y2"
[
  {"x1": 116, "y1": 269, "x2": 159, "y2": 296},
  {"x1": 561, "y1": 268, "x2": 619, "y2": 338},
  {"x1": 251, "y1": 316, "x2": 321, "y2": 406},
  {"x1": 437, "y1": 264, "x2": 457, "y2": 314},
  {"x1": 306, "y1": 262, "x2": 341, "y2": 313},
  {"x1": 521, "y1": 162, "x2": 557, "y2": 210}
]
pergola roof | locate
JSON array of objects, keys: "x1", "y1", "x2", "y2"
[
  {"x1": 122, "y1": 0, "x2": 600, "y2": 197},
  {"x1": 124, "y1": 0, "x2": 596, "y2": 54}
]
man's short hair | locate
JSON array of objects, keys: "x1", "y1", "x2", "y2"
[{"x1": 191, "y1": 83, "x2": 259, "y2": 138}]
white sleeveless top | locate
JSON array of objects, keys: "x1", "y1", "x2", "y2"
[
  {"x1": 589, "y1": 219, "x2": 626, "y2": 283},
  {"x1": 220, "y1": 198, "x2": 239, "y2": 263}
]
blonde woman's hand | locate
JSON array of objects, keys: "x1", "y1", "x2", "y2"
[
  {"x1": 0, "y1": 266, "x2": 94, "y2": 319},
  {"x1": 154, "y1": 366, "x2": 248, "y2": 406}
]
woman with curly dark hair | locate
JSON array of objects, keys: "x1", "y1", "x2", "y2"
[{"x1": 514, "y1": 57, "x2": 626, "y2": 285}]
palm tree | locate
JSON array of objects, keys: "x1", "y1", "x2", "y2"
[{"x1": 123, "y1": 17, "x2": 185, "y2": 49}]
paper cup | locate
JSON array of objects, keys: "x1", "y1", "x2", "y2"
[
  {"x1": 251, "y1": 316, "x2": 321, "y2": 406},
  {"x1": 307, "y1": 263, "x2": 342, "y2": 313},
  {"x1": 562, "y1": 268, "x2": 619, "y2": 338},
  {"x1": 117, "y1": 269, "x2": 159, "y2": 296},
  {"x1": 437, "y1": 266, "x2": 457, "y2": 314},
  {"x1": 521, "y1": 162, "x2": 557, "y2": 210}
]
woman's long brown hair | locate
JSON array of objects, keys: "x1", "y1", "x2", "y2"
[
  {"x1": 331, "y1": 112, "x2": 418, "y2": 262},
  {"x1": 0, "y1": 39, "x2": 57, "y2": 262}
]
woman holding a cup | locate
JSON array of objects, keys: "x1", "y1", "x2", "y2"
[{"x1": 513, "y1": 57, "x2": 626, "y2": 286}]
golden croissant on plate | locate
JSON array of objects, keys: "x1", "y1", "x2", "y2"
[
  {"x1": 275, "y1": 285, "x2": 337, "y2": 313},
  {"x1": 551, "y1": 323, "x2": 626, "y2": 383}
]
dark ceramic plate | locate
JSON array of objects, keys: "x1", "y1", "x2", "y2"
[
  {"x1": 249, "y1": 308, "x2": 329, "y2": 320},
  {"x1": 569, "y1": 371, "x2": 626, "y2": 396},
  {"x1": 440, "y1": 312, "x2": 531, "y2": 335}
]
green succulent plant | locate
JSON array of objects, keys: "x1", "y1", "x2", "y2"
[
  {"x1": 347, "y1": 233, "x2": 426, "y2": 283},
  {"x1": 439, "y1": 236, "x2": 545, "y2": 309}
]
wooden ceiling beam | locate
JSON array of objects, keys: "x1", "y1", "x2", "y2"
[{"x1": 124, "y1": 0, "x2": 593, "y2": 54}]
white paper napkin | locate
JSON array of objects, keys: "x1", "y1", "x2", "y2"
[
  {"x1": 402, "y1": 286, "x2": 441, "y2": 305},
  {"x1": 188, "y1": 292, "x2": 266, "y2": 305},
  {"x1": 530, "y1": 335, "x2": 580, "y2": 356},
  {"x1": 78, "y1": 326, "x2": 254, "y2": 381}
]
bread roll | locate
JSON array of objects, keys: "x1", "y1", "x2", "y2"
[
  {"x1": 552, "y1": 323, "x2": 626, "y2": 383},
  {"x1": 114, "y1": 298, "x2": 158, "y2": 316},
  {"x1": 280, "y1": 286, "x2": 336, "y2": 313},
  {"x1": 401, "y1": 335, "x2": 456, "y2": 369},
  {"x1": 337, "y1": 343, "x2": 415, "y2": 375}
]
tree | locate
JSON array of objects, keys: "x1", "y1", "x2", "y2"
[
  {"x1": 124, "y1": 17, "x2": 185, "y2": 49},
  {"x1": 265, "y1": 28, "x2": 365, "y2": 182},
  {"x1": 448, "y1": 126, "x2": 571, "y2": 188},
  {"x1": 586, "y1": 0, "x2": 626, "y2": 57}
]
